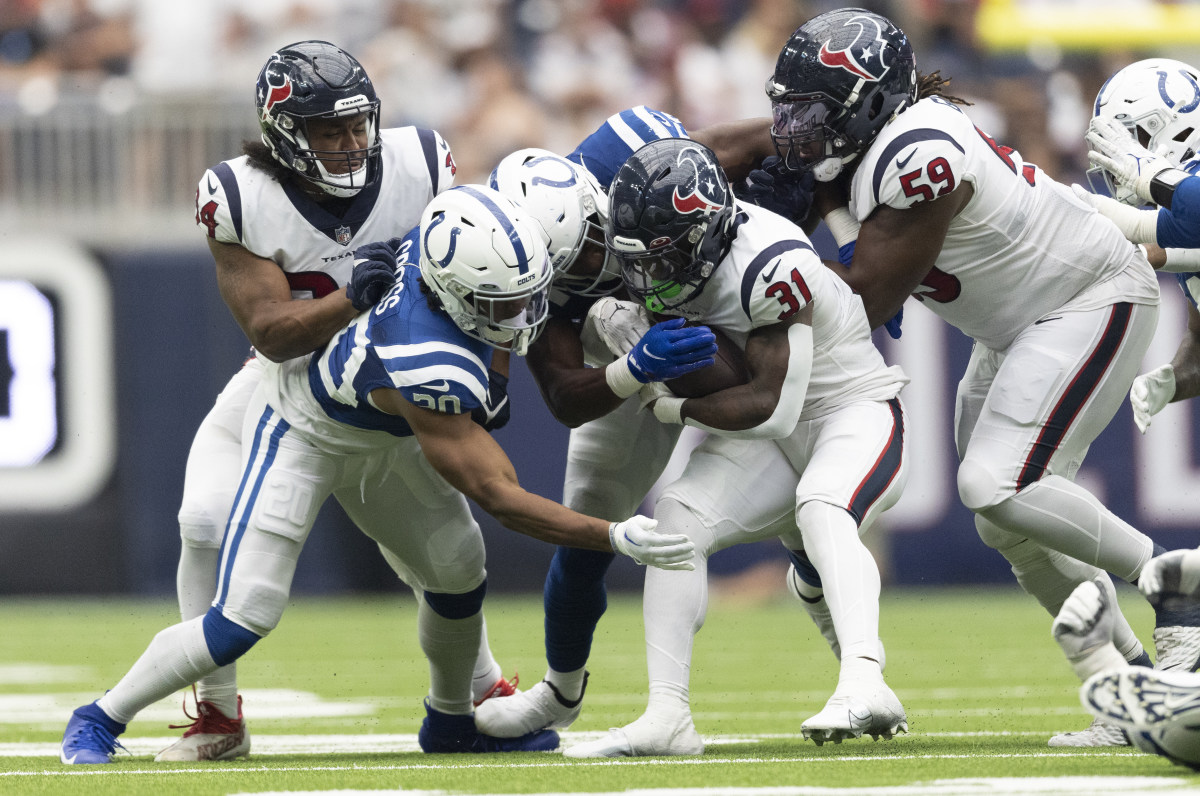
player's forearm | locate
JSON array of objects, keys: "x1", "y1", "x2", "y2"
[
  {"x1": 246, "y1": 294, "x2": 360, "y2": 361},
  {"x1": 477, "y1": 485, "x2": 612, "y2": 551},
  {"x1": 535, "y1": 367, "x2": 627, "y2": 428},
  {"x1": 1170, "y1": 333, "x2": 1200, "y2": 404}
]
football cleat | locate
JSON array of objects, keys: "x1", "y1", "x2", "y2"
[
  {"x1": 60, "y1": 702, "x2": 127, "y2": 765},
  {"x1": 155, "y1": 693, "x2": 250, "y2": 762},
  {"x1": 787, "y1": 564, "x2": 887, "y2": 670},
  {"x1": 474, "y1": 672, "x2": 519, "y2": 707},
  {"x1": 801, "y1": 678, "x2": 908, "y2": 745},
  {"x1": 563, "y1": 708, "x2": 704, "y2": 758},
  {"x1": 1154, "y1": 625, "x2": 1200, "y2": 673},
  {"x1": 1083, "y1": 667, "x2": 1200, "y2": 729},
  {"x1": 1047, "y1": 715, "x2": 1130, "y2": 747},
  {"x1": 475, "y1": 674, "x2": 587, "y2": 737},
  {"x1": 417, "y1": 700, "x2": 559, "y2": 753}
]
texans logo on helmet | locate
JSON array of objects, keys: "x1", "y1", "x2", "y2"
[
  {"x1": 671, "y1": 147, "x2": 726, "y2": 215},
  {"x1": 817, "y1": 14, "x2": 894, "y2": 82},
  {"x1": 262, "y1": 64, "x2": 294, "y2": 117}
]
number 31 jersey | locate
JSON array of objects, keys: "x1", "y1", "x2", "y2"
[{"x1": 850, "y1": 97, "x2": 1159, "y2": 351}]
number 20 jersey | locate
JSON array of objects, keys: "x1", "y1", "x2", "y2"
[{"x1": 849, "y1": 97, "x2": 1159, "y2": 351}]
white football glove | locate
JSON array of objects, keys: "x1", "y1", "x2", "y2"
[
  {"x1": 1052, "y1": 578, "x2": 1125, "y2": 681},
  {"x1": 1086, "y1": 117, "x2": 1174, "y2": 206},
  {"x1": 1070, "y1": 184, "x2": 1159, "y2": 245},
  {"x1": 609, "y1": 515, "x2": 695, "y2": 570},
  {"x1": 586, "y1": 297, "x2": 653, "y2": 358},
  {"x1": 1129, "y1": 364, "x2": 1175, "y2": 434},
  {"x1": 1138, "y1": 548, "x2": 1200, "y2": 603}
]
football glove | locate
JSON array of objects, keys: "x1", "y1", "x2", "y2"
[
  {"x1": 605, "y1": 318, "x2": 716, "y2": 399},
  {"x1": 586, "y1": 296, "x2": 653, "y2": 358},
  {"x1": 1052, "y1": 578, "x2": 1125, "y2": 681},
  {"x1": 470, "y1": 369, "x2": 511, "y2": 431},
  {"x1": 609, "y1": 515, "x2": 695, "y2": 570},
  {"x1": 1129, "y1": 363, "x2": 1175, "y2": 434},
  {"x1": 741, "y1": 156, "x2": 815, "y2": 225},
  {"x1": 347, "y1": 240, "x2": 399, "y2": 311},
  {"x1": 1086, "y1": 117, "x2": 1175, "y2": 207},
  {"x1": 1138, "y1": 548, "x2": 1200, "y2": 606}
]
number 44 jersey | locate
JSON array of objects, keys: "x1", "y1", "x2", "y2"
[{"x1": 850, "y1": 96, "x2": 1159, "y2": 351}]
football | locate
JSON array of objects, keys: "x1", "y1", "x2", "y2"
[{"x1": 665, "y1": 326, "x2": 750, "y2": 398}]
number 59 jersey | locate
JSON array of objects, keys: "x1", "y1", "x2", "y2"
[
  {"x1": 850, "y1": 97, "x2": 1159, "y2": 351},
  {"x1": 670, "y1": 202, "x2": 908, "y2": 421}
]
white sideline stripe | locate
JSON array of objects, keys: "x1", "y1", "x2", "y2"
[{"x1": 4, "y1": 730, "x2": 1145, "y2": 761}]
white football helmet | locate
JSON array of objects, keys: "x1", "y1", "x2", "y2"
[
  {"x1": 418, "y1": 185, "x2": 552, "y2": 355},
  {"x1": 1090, "y1": 58, "x2": 1200, "y2": 205},
  {"x1": 489, "y1": 148, "x2": 621, "y2": 297}
]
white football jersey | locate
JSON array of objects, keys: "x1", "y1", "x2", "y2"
[
  {"x1": 195, "y1": 127, "x2": 456, "y2": 300},
  {"x1": 668, "y1": 202, "x2": 908, "y2": 421},
  {"x1": 851, "y1": 97, "x2": 1158, "y2": 351}
]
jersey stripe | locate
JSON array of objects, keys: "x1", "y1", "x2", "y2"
[
  {"x1": 847, "y1": 398, "x2": 905, "y2": 525},
  {"x1": 215, "y1": 405, "x2": 290, "y2": 608},
  {"x1": 416, "y1": 127, "x2": 441, "y2": 194},
  {"x1": 871, "y1": 129, "x2": 965, "y2": 205},
  {"x1": 739, "y1": 239, "x2": 813, "y2": 319},
  {"x1": 212, "y1": 162, "x2": 243, "y2": 241},
  {"x1": 1016, "y1": 303, "x2": 1133, "y2": 490}
]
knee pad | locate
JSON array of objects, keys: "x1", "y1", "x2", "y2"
[
  {"x1": 202, "y1": 607, "x2": 262, "y2": 666},
  {"x1": 179, "y1": 521, "x2": 225, "y2": 550},
  {"x1": 424, "y1": 580, "x2": 487, "y2": 620},
  {"x1": 656, "y1": 497, "x2": 718, "y2": 556},
  {"x1": 957, "y1": 458, "x2": 1007, "y2": 513}
]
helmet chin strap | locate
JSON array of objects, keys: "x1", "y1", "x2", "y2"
[{"x1": 812, "y1": 158, "x2": 843, "y2": 182}]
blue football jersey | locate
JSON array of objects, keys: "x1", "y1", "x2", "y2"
[{"x1": 307, "y1": 228, "x2": 493, "y2": 437}]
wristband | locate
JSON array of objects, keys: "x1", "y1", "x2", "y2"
[
  {"x1": 652, "y1": 396, "x2": 685, "y2": 425},
  {"x1": 824, "y1": 207, "x2": 860, "y2": 248},
  {"x1": 1150, "y1": 168, "x2": 1189, "y2": 210},
  {"x1": 605, "y1": 356, "x2": 644, "y2": 399}
]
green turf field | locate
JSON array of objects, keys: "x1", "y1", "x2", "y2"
[{"x1": 3, "y1": 586, "x2": 1200, "y2": 795}]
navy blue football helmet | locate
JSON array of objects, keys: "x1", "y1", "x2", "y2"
[
  {"x1": 255, "y1": 40, "x2": 381, "y2": 197},
  {"x1": 607, "y1": 139, "x2": 737, "y2": 313},
  {"x1": 766, "y1": 9, "x2": 917, "y2": 180}
]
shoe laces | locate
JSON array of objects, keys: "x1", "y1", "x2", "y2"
[
  {"x1": 474, "y1": 672, "x2": 519, "y2": 707},
  {"x1": 168, "y1": 685, "x2": 244, "y2": 735},
  {"x1": 68, "y1": 719, "x2": 127, "y2": 757}
]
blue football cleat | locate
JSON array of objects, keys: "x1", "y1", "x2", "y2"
[
  {"x1": 60, "y1": 702, "x2": 127, "y2": 764},
  {"x1": 417, "y1": 699, "x2": 559, "y2": 753}
]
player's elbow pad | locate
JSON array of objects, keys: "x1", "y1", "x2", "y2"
[{"x1": 686, "y1": 323, "x2": 812, "y2": 439}]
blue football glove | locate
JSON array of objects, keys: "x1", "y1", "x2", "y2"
[
  {"x1": 837, "y1": 240, "x2": 903, "y2": 339},
  {"x1": 470, "y1": 369, "x2": 511, "y2": 431},
  {"x1": 741, "y1": 156, "x2": 815, "y2": 225},
  {"x1": 347, "y1": 240, "x2": 400, "y2": 311},
  {"x1": 627, "y1": 318, "x2": 717, "y2": 383}
]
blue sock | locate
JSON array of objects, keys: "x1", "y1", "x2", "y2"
[
  {"x1": 77, "y1": 701, "x2": 126, "y2": 736},
  {"x1": 544, "y1": 546, "x2": 614, "y2": 672},
  {"x1": 787, "y1": 549, "x2": 823, "y2": 591}
]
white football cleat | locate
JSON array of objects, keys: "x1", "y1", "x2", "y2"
[
  {"x1": 563, "y1": 709, "x2": 703, "y2": 758},
  {"x1": 1046, "y1": 715, "x2": 1129, "y2": 747},
  {"x1": 155, "y1": 695, "x2": 250, "y2": 762},
  {"x1": 475, "y1": 677, "x2": 585, "y2": 738},
  {"x1": 1083, "y1": 667, "x2": 1200, "y2": 730},
  {"x1": 801, "y1": 678, "x2": 907, "y2": 745},
  {"x1": 1154, "y1": 625, "x2": 1200, "y2": 673}
]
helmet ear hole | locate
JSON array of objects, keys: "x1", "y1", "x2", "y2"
[{"x1": 867, "y1": 92, "x2": 886, "y2": 121}]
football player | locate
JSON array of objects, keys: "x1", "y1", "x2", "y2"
[
  {"x1": 59, "y1": 186, "x2": 696, "y2": 765},
  {"x1": 167, "y1": 40, "x2": 510, "y2": 762},
  {"x1": 472, "y1": 109, "x2": 841, "y2": 741},
  {"x1": 767, "y1": 8, "x2": 1184, "y2": 748},
  {"x1": 1071, "y1": 59, "x2": 1200, "y2": 433},
  {"x1": 557, "y1": 137, "x2": 910, "y2": 756}
]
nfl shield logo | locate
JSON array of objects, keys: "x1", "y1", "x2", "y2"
[{"x1": 335, "y1": 225, "x2": 352, "y2": 245}]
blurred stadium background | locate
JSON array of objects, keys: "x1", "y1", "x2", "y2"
[{"x1": 2, "y1": 0, "x2": 1200, "y2": 598}]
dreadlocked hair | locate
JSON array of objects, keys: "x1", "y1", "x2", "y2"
[
  {"x1": 243, "y1": 139, "x2": 294, "y2": 183},
  {"x1": 917, "y1": 71, "x2": 971, "y2": 106}
]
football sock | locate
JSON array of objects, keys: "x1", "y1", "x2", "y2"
[
  {"x1": 643, "y1": 498, "x2": 714, "y2": 696},
  {"x1": 545, "y1": 667, "x2": 588, "y2": 703},
  {"x1": 176, "y1": 543, "x2": 241, "y2": 719},
  {"x1": 543, "y1": 546, "x2": 613, "y2": 673},
  {"x1": 417, "y1": 595, "x2": 480, "y2": 716},
  {"x1": 797, "y1": 500, "x2": 881, "y2": 662},
  {"x1": 977, "y1": 515, "x2": 1149, "y2": 665},
  {"x1": 978, "y1": 475, "x2": 1153, "y2": 583},
  {"x1": 471, "y1": 615, "x2": 504, "y2": 703},
  {"x1": 99, "y1": 615, "x2": 217, "y2": 724}
]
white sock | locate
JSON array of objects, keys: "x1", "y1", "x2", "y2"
[
  {"x1": 418, "y1": 596, "x2": 482, "y2": 716},
  {"x1": 98, "y1": 616, "x2": 216, "y2": 724},
  {"x1": 546, "y1": 667, "x2": 588, "y2": 703},
  {"x1": 797, "y1": 501, "x2": 882, "y2": 662},
  {"x1": 471, "y1": 615, "x2": 504, "y2": 703},
  {"x1": 643, "y1": 499, "x2": 714, "y2": 701},
  {"x1": 176, "y1": 543, "x2": 240, "y2": 719}
]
